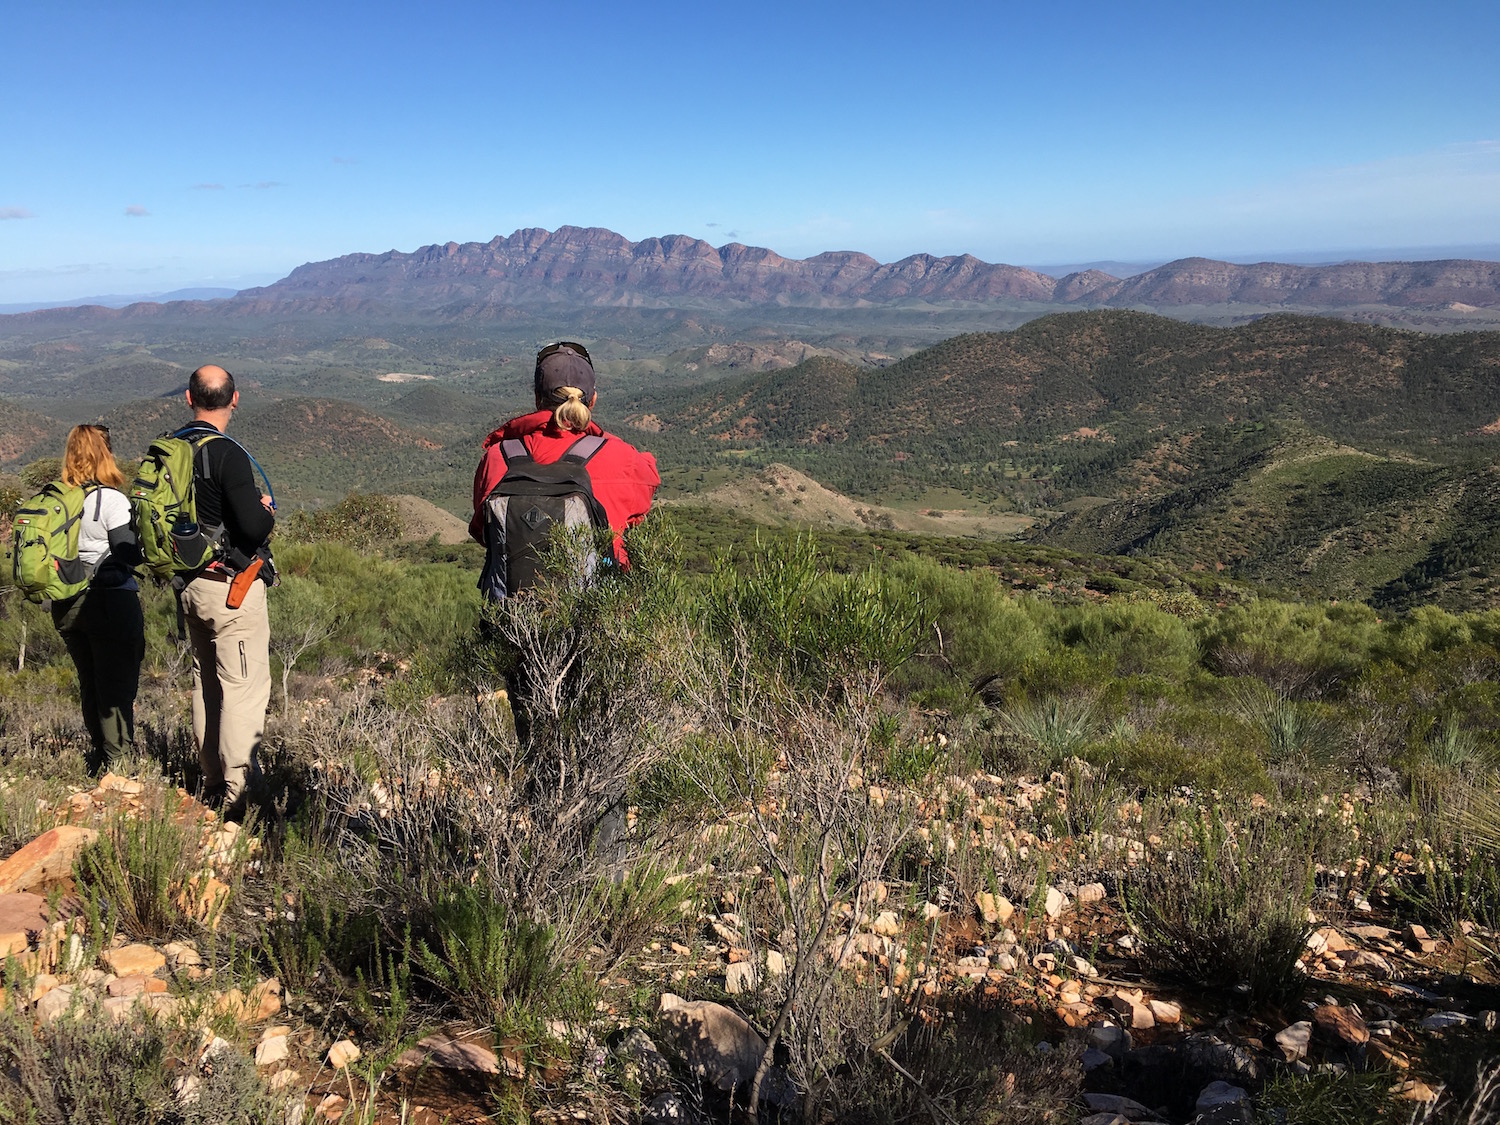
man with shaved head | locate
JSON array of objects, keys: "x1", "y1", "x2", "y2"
[{"x1": 177, "y1": 364, "x2": 276, "y2": 819}]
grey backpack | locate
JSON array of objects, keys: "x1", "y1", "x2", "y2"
[{"x1": 478, "y1": 434, "x2": 609, "y2": 601}]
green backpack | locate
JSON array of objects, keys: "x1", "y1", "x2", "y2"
[
  {"x1": 9, "y1": 482, "x2": 97, "y2": 603},
  {"x1": 129, "y1": 430, "x2": 222, "y2": 581}
]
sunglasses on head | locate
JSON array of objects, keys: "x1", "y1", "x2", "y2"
[{"x1": 536, "y1": 341, "x2": 592, "y2": 365}]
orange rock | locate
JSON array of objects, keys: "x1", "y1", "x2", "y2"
[
  {"x1": 0, "y1": 827, "x2": 99, "y2": 894},
  {"x1": 1313, "y1": 1004, "x2": 1369, "y2": 1046},
  {"x1": 102, "y1": 944, "x2": 165, "y2": 977},
  {"x1": 107, "y1": 974, "x2": 150, "y2": 998},
  {"x1": 249, "y1": 977, "x2": 283, "y2": 1021},
  {"x1": 214, "y1": 987, "x2": 248, "y2": 1020}
]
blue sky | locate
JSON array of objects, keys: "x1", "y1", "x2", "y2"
[{"x1": 2, "y1": 1, "x2": 1497, "y2": 302}]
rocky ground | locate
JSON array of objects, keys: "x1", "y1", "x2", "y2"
[{"x1": 1, "y1": 764, "x2": 1496, "y2": 1124}]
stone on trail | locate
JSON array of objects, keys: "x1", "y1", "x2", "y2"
[
  {"x1": 1419, "y1": 1011, "x2": 1470, "y2": 1031},
  {"x1": 36, "y1": 984, "x2": 90, "y2": 1024},
  {"x1": 1395, "y1": 1079, "x2": 1441, "y2": 1103},
  {"x1": 1077, "y1": 882, "x2": 1107, "y2": 905},
  {"x1": 609, "y1": 1028, "x2": 674, "y2": 1092},
  {"x1": 103, "y1": 943, "x2": 166, "y2": 977},
  {"x1": 1342, "y1": 949, "x2": 1393, "y2": 978},
  {"x1": 1082, "y1": 1047, "x2": 1114, "y2": 1071},
  {"x1": 724, "y1": 960, "x2": 757, "y2": 994},
  {"x1": 1275, "y1": 1021, "x2": 1312, "y2": 1061},
  {"x1": 397, "y1": 1034, "x2": 500, "y2": 1073},
  {"x1": 328, "y1": 1039, "x2": 361, "y2": 1069},
  {"x1": 1079, "y1": 1115, "x2": 1130, "y2": 1125},
  {"x1": 765, "y1": 949, "x2": 787, "y2": 976},
  {"x1": 270, "y1": 1069, "x2": 300, "y2": 1092},
  {"x1": 1313, "y1": 1004, "x2": 1369, "y2": 1046},
  {"x1": 975, "y1": 891, "x2": 1013, "y2": 926},
  {"x1": 645, "y1": 1092, "x2": 692, "y2": 1123},
  {"x1": 1404, "y1": 923, "x2": 1438, "y2": 954},
  {"x1": 1044, "y1": 886, "x2": 1067, "y2": 919},
  {"x1": 1148, "y1": 999, "x2": 1181, "y2": 1025},
  {"x1": 250, "y1": 977, "x2": 283, "y2": 1020},
  {"x1": 0, "y1": 892, "x2": 49, "y2": 952},
  {"x1": 0, "y1": 827, "x2": 99, "y2": 894},
  {"x1": 656, "y1": 992, "x2": 766, "y2": 1093},
  {"x1": 1196, "y1": 1080, "x2": 1252, "y2": 1123},
  {"x1": 1081, "y1": 1092, "x2": 1155, "y2": 1120},
  {"x1": 255, "y1": 1033, "x2": 290, "y2": 1067}
]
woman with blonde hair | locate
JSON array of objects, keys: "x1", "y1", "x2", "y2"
[
  {"x1": 51, "y1": 424, "x2": 144, "y2": 774},
  {"x1": 469, "y1": 340, "x2": 660, "y2": 599}
]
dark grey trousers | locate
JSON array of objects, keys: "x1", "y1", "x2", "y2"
[{"x1": 52, "y1": 586, "x2": 145, "y2": 774}]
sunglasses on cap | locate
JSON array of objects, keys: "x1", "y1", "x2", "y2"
[{"x1": 536, "y1": 341, "x2": 592, "y2": 366}]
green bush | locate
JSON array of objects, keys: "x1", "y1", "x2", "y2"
[
  {"x1": 415, "y1": 883, "x2": 593, "y2": 1035},
  {"x1": 0, "y1": 1005, "x2": 275, "y2": 1124},
  {"x1": 76, "y1": 798, "x2": 219, "y2": 941},
  {"x1": 1126, "y1": 806, "x2": 1314, "y2": 1009},
  {"x1": 283, "y1": 492, "x2": 403, "y2": 551}
]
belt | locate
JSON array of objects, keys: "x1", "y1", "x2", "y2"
[{"x1": 191, "y1": 570, "x2": 235, "y2": 585}]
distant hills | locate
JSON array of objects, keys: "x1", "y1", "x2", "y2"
[
  {"x1": 238, "y1": 228, "x2": 1500, "y2": 313},
  {"x1": 5, "y1": 228, "x2": 1500, "y2": 328},
  {"x1": 5, "y1": 296, "x2": 1500, "y2": 609},
  {"x1": 633, "y1": 312, "x2": 1500, "y2": 459},
  {"x1": 0, "y1": 288, "x2": 237, "y2": 314}
]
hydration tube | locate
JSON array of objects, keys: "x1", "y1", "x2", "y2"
[{"x1": 175, "y1": 424, "x2": 277, "y2": 510}]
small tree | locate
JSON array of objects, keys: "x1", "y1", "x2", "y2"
[{"x1": 268, "y1": 578, "x2": 339, "y2": 718}]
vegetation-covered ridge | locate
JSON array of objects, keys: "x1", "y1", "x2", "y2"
[{"x1": 632, "y1": 312, "x2": 1500, "y2": 458}]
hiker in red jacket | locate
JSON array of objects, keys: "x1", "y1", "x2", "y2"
[{"x1": 470, "y1": 341, "x2": 659, "y2": 600}]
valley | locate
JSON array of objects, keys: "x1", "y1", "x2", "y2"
[{"x1": 3, "y1": 250, "x2": 1500, "y2": 613}]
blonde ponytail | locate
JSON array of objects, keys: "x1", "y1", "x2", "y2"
[{"x1": 551, "y1": 386, "x2": 593, "y2": 432}]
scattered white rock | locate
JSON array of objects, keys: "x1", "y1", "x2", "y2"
[
  {"x1": 1419, "y1": 1011, "x2": 1470, "y2": 1031},
  {"x1": 255, "y1": 1034, "x2": 290, "y2": 1068},
  {"x1": 1275, "y1": 1021, "x2": 1312, "y2": 1061},
  {"x1": 725, "y1": 961, "x2": 758, "y2": 994}
]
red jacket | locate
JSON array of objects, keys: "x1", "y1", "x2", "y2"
[{"x1": 470, "y1": 411, "x2": 661, "y2": 561}]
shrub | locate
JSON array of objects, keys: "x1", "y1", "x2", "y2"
[
  {"x1": 1001, "y1": 695, "x2": 1098, "y2": 765},
  {"x1": 283, "y1": 492, "x2": 403, "y2": 551},
  {"x1": 0, "y1": 1005, "x2": 275, "y2": 1124},
  {"x1": 415, "y1": 883, "x2": 593, "y2": 1036},
  {"x1": 76, "y1": 793, "x2": 231, "y2": 941},
  {"x1": 1125, "y1": 806, "x2": 1314, "y2": 1009}
]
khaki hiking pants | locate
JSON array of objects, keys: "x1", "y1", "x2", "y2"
[{"x1": 182, "y1": 573, "x2": 270, "y2": 807}]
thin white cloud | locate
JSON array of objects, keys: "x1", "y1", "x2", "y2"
[
  {"x1": 251, "y1": 181, "x2": 284, "y2": 190},
  {"x1": 332, "y1": 156, "x2": 358, "y2": 166},
  {"x1": 0, "y1": 206, "x2": 36, "y2": 220},
  {"x1": 124, "y1": 205, "x2": 150, "y2": 217},
  {"x1": 193, "y1": 183, "x2": 226, "y2": 191}
]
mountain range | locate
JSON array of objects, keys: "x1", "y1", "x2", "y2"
[
  {"x1": 6, "y1": 228, "x2": 1500, "y2": 325},
  {"x1": 239, "y1": 228, "x2": 1500, "y2": 311}
]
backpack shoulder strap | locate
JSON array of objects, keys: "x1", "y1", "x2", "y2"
[
  {"x1": 562, "y1": 434, "x2": 607, "y2": 464},
  {"x1": 500, "y1": 438, "x2": 531, "y2": 464},
  {"x1": 187, "y1": 430, "x2": 222, "y2": 483}
]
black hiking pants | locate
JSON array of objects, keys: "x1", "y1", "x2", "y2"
[{"x1": 52, "y1": 585, "x2": 146, "y2": 774}]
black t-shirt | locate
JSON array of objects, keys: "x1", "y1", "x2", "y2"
[{"x1": 179, "y1": 423, "x2": 275, "y2": 558}]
